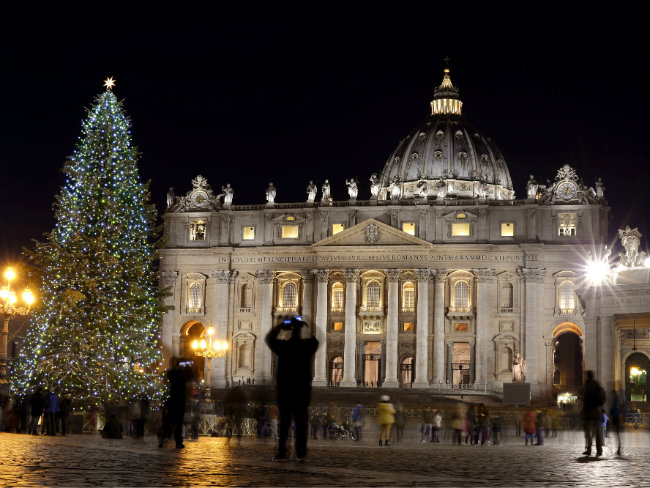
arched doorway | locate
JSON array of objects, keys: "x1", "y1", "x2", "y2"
[
  {"x1": 329, "y1": 356, "x2": 343, "y2": 386},
  {"x1": 553, "y1": 323, "x2": 583, "y2": 389},
  {"x1": 400, "y1": 357, "x2": 414, "y2": 387},
  {"x1": 625, "y1": 352, "x2": 649, "y2": 402},
  {"x1": 180, "y1": 321, "x2": 206, "y2": 382}
]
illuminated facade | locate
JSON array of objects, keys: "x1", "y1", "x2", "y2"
[{"x1": 160, "y1": 70, "x2": 649, "y2": 402}]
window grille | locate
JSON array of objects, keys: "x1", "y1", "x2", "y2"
[
  {"x1": 454, "y1": 281, "x2": 469, "y2": 310},
  {"x1": 331, "y1": 282, "x2": 344, "y2": 311},
  {"x1": 367, "y1": 281, "x2": 381, "y2": 309},
  {"x1": 188, "y1": 282, "x2": 202, "y2": 313},
  {"x1": 283, "y1": 282, "x2": 297, "y2": 309}
]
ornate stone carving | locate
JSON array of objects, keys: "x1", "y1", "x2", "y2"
[
  {"x1": 306, "y1": 180, "x2": 317, "y2": 203},
  {"x1": 211, "y1": 269, "x2": 231, "y2": 284},
  {"x1": 414, "y1": 268, "x2": 430, "y2": 281},
  {"x1": 539, "y1": 164, "x2": 598, "y2": 205},
  {"x1": 512, "y1": 352, "x2": 526, "y2": 382},
  {"x1": 256, "y1": 270, "x2": 275, "y2": 284},
  {"x1": 369, "y1": 173, "x2": 380, "y2": 199},
  {"x1": 321, "y1": 179, "x2": 331, "y2": 202},
  {"x1": 343, "y1": 269, "x2": 360, "y2": 282},
  {"x1": 517, "y1": 268, "x2": 546, "y2": 283},
  {"x1": 617, "y1": 226, "x2": 647, "y2": 268},
  {"x1": 364, "y1": 222, "x2": 380, "y2": 244},
  {"x1": 385, "y1": 269, "x2": 401, "y2": 282},
  {"x1": 161, "y1": 270, "x2": 179, "y2": 283},
  {"x1": 265, "y1": 182, "x2": 277, "y2": 204},
  {"x1": 432, "y1": 269, "x2": 448, "y2": 283},
  {"x1": 169, "y1": 175, "x2": 221, "y2": 212},
  {"x1": 320, "y1": 210, "x2": 329, "y2": 223},
  {"x1": 473, "y1": 268, "x2": 496, "y2": 283},
  {"x1": 526, "y1": 175, "x2": 538, "y2": 199},
  {"x1": 346, "y1": 178, "x2": 358, "y2": 200},
  {"x1": 312, "y1": 269, "x2": 330, "y2": 283},
  {"x1": 229, "y1": 270, "x2": 239, "y2": 284}
]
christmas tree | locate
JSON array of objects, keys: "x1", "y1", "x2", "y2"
[{"x1": 13, "y1": 79, "x2": 167, "y2": 407}]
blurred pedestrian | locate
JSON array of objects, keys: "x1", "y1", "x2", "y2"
[
  {"x1": 421, "y1": 406, "x2": 433, "y2": 443},
  {"x1": 164, "y1": 357, "x2": 194, "y2": 448},
  {"x1": 59, "y1": 396, "x2": 71, "y2": 436},
  {"x1": 582, "y1": 370, "x2": 606, "y2": 456},
  {"x1": 491, "y1": 414, "x2": 502, "y2": 445},
  {"x1": 609, "y1": 390, "x2": 622, "y2": 455},
  {"x1": 377, "y1": 394, "x2": 395, "y2": 446},
  {"x1": 43, "y1": 389, "x2": 59, "y2": 436},
  {"x1": 450, "y1": 404, "x2": 463, "y2": 445},
  {"x1": 476, "y1": 403, "x2": 489, "y2": 445},
  {"x1": 266, "y1": 316, "x2": 319, "y2": 462},
  {"x1": 535, "y1": 410, "x2": 544, "y2": 445},
  {"x1": 270, "y1": 403, "x2": 279, "y2": 439},
  {"x1": 352, "y1": 401, "x2": 364, "y2": 441},
  {"x1": 524, "y1": 408, "x2": 536, "y2": 445},
  {"x1": 394, "y1": 402, "x2": 406, "y2": 442},
  {"x1": 432, "y1": 409, "x2": 442, "y2": 443},
  {"x1": 599, "y1": 409, "x2": 608, "y2": 445},
  {"x1": 309, "y1": 406, "x2": 321, "y2": 439},
  {"x1": 102, "y1": 413, "x2": 123, "y2": 439}
]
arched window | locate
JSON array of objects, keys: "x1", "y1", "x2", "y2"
[
  {"x1": 367, "y1": 281, "x2": 381, "y2": 309},
  {"x1": 559, "y1": 281, "x2": 575, "y2": 313},
  {"x1": 238, "y1": 344, "x2": 250, "y2": 369},
  {"x1": 240, "y1": 283, "x2": 252, "y2": 312},
  {"x1": 400, "y1": 357, "x2": 414, "y2": 387},
  {"x1": 282, "y1": 282, "x2": 297, "y2": 309},
  {"x1": 331, "y1": 282, "x2": 344, "y2": 311},
  {"x1": 454, "y1": 281, "x2": 469, "y2": 310},
  {"x1": 188, "y1": 282, "x2": 202, "y2": 313},
  {"x1": 500, "y1": 283, "x2": 513, "y2": 310},
  {"x1": 402, "y1": 281, "x2": 415, "y2": 311},
  {"x1": 330, "y1": 356, "x2": 343, "y2": 386}
]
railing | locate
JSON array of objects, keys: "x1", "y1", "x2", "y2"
[
  {"x1": 239, "y1": 307, "x2": 251, "y2": 313},
  {"x1": 499, "y1": 307, "x2": 513, "y2": 313},
  {"x1": 449, "y1": 307, "x2": 472, "y2": 313}
]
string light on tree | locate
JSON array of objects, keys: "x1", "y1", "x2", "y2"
[{"x1": 12, "y1": 80, "x2": 167, "y2": 407}]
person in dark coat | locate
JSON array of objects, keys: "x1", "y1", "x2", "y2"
[
  {"x1": 29, "y1": 387, "x2": 45, "y2": 435},
  {"x1": 164, "y1": 357, "x2": 194, "y2": 448},
  {"x1": 582, "y1": 370, "x2": 605, "y2": 456},
  {"x1": 265, "y1": 316, "x2": 319, "y2": 461}
]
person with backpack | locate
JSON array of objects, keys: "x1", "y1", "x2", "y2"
[{"x1": 582, "y1": 370, "x2": 606, "y2": 456}]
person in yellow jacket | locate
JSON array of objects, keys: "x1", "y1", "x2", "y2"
[{"x1": 377, "y1": 395, "x2": 396, "y2": 446}]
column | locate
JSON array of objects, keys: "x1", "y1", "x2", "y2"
[
  {"x1": 313, "y1": 270, "x2": 329, "y2": 386},
  {"x1": 255, "y1": 270, "x2": 275, "y2": 383},
  {"x1": 446, "y1": 341, "x2": 453, "y2": 385},
  {"x1": 519, "y1": 268, "x2": 545, "y2": 385},
  {"x1": 160, "y1": 271, "x2": 179, "y2": 367},
  {"x1": 383, "y1": 269, "x2": 400, "y2": 388},
  {"x1": 583, "y1": 290, "x2": 599, "y2": 375},
  {"x1": 474, "y1": 269, "x2": 495, "y2": 385},
  {"x1": 301, "y1": 271, "x2": 314, "y2": 326},
  {"x1": 226, "y1": 271, "x2": 238, "y2": 387},
  {"x1": 341, "y1": 269, "x2": 359, "y2": 387},
  {"x1": 599, "y1": 315, "x2": 615, "y2": 392},
  {"x1": 469, "y1": 339, "x2": 476, "y2": 384},
  {"x1": 413, "y1": 269, "x2": 430, "y2": 388},
  {"x1": 432, "y1": 270, "x2": 447, "y2": 384},
  {"x1": 211, "y1": 270, "x2": 231, "y2": 388}
]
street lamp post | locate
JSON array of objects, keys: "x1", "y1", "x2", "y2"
[
  {"x1": 192, "y1": 327, "x2": 228, "y2": 395},
  {"x1": 0, "y1": 267, "x2": 35, "y2": 390}
]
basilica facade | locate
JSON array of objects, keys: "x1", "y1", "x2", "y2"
[{"x1": 160, "y1": 69, "x2": 649, "y2": 403}]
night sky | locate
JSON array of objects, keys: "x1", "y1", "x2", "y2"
[{"x1": 1, "y1": 4, "x2": 648, "y2": 266}]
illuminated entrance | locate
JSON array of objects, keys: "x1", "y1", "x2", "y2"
[
  {"x1": 553, "y1": 324, "x2": 583, "y2": 388},
  {"x1": 452, "y1": 342, "x2": 471, "y2": 385},
  {"x1": 363, "y1": 342, "x2": 381, "y2": 387},
  {"x1": 625, "y1": 352, "x2": 649, "y2": 402},
  {"x1": 181, "y1": 321, "x2": 206, "y2": 381}
]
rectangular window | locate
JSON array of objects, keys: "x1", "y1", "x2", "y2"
[
  {"x1": 333, "y1": 322, "x2": 344, "y2": 331},
  {"x1": 403, "y1": 322, "x2": 415, "y2": 331},
  {"x1": 455, "y1": 323, "x2": 469, "y2": 332},
  {"x1": 242, "y1": 226, "x2": 255, "y2": 240},
  {"x1": 451, "y1": 222, "x2": 471, "y2": 237},
  {"x1": 558, "y1": 213, "x2": 576, "y2": 236},
  {"x1": 281, "y1": 225, "x2": 299, "y2": 239},
  {"x1": 501, "y1": 222, "x2": 514, "y2": 237},
  {"x1": 189, "y1": 219, "x2": 207, "y2": 241},
  {"x1": 332, "y1": 223, "x2": 345, "y2": 235},
  {"x1": 402, "y1": 222, "x2": 416, "y2": 235}
]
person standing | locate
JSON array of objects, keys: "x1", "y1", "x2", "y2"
[
  {"x1": 432, "y1": 409, "x2": 442, "y2": 443},
  {"x1": 476, "y1": 403, "x2": 489, "y2": 445},
  {"x1": 377, "y1": 395, "x2": 396, "y2": 446},
  {"x1": 394, "y1": 402, "x2": 406, "y2": 443},
  {"x1": 29, "y1": 387, "x2": 45, "y2": 435},
  {"x1": 582, "y1": 370, "x2": 606, "y2": 456},
  {"x1": 265, "y1": 316, "x2": 319, "y2": 462},
  {"x1": 164, "y1": 357, "x2": 194, "y2": 448},
  {"x1": 599, "y1": 409, "x2": 609, "y2": 445},
  {"x1": 59, "y1": 396, "x2": 71, "y2": 436}
]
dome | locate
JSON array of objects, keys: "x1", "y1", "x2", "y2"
[{"x1": 376, "y1": 68, "x2": 514, "y2": 202}]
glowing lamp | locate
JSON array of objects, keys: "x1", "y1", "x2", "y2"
[
  {"x1": 645, "y1": 256, "x2": 650, "y2": 269},
  {"x1": 586, "y1": 258, "x2": 609, "y2": 284},
  {"x1": 4, "y1": 268, "x2": 15, "y2": 281},
  {"x1": 23, "y1": 289, "x2": 34, "y2": 305},
  {"x1": 199, "y1": 339, "x2": 207, "y2": 349},
  {"x1": 0, "y1": 288, "x2": 8, "y2": 299},
  {"x1": 192, "y1": 340, "x2": 199, "y2": 350},
  {"x1": 630, "y1": 367, "x2": 639, "y2": 376}
]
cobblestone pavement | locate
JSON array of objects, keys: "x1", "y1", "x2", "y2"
[{"x1": 1, "y1": 429, "x2": 648, "y2": 487}]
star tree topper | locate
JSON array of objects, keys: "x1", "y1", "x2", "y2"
[{"x1": 104, "y1": 77, "x2": 116, "y2": 90}]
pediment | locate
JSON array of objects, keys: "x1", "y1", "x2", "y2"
[{"x1": 312, "y1": 218, "x2": 432, "y2": 248}]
